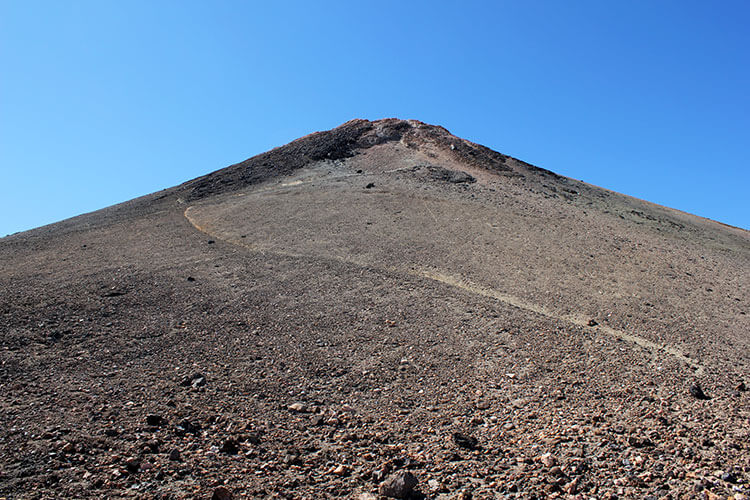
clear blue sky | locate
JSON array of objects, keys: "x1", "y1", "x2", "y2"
[{"x1": 1, "y1": 1, "x2": 748, "y2": 235}]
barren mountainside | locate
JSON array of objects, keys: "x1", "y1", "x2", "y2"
[{"x1": 1, "y1": 119, "x2": 748, "y2": 499}]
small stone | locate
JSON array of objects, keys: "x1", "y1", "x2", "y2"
[
  {"x1": 61, "y1": 442, "x2": 75, "y2": 454},
  {"x1": 168, "y1": 449, "x2": 182, "y2": 461},
  {"x1": 539, "y1": 452, "x2": 557, "y2": 467},
  {"x1": 452, "y1": 491, "x2": 473, "y2": 500},
  {"x1": 243, "y1": 432, "x2": 262, "y2": 445},
  {"x1": 124, "y1": 458, "x2": 141, "y2": 473},
  {"x1": 452, "y1": 432, "x2": 479, "y2": 450},
  {"x1": 721, "y1": 472, "x2": 737, "y2": 483},
  {"x1": 689, "y1": 383, "x2": 710, "y2": 400},
  {"x1": 144, "y1": 439, "x2": 160, "y2": 453},
  {"x1": 288, "y1": 402, "x2": 309, "y2": 413},
  {"x1": 736, "y1": 381, "x2": 747, "y2": 392},
  {"x1": 565, "y1": 477, "x2": 580, "y2": 494},
  {"x1": 181, "y1": 373, "x2": 206, "y2": 388},
  {"x1": 146, "y1": 414, "x2": 164, "y2": 426},
  {"x1": 379, "y1": 471, "x2": 418, "y2": 499},
  {"x1": 549, "y1": 466, "x2": 564, "y2": 477},
  {"x1": 332, "y1": 464, "x2": 349, "y2": 476},
  {"x1": 211, "y1": 486, "x2": 232, "y2": 500},
  {"x1": 220, "y1": 438, "x2": 239, "y2": 455},
  {"x1": 175, "y1": 419, "x2": 201, "y2": 435},
  {"x1": 587, "y1": 319, "x2": 598, "y2": 327},
  {"x1": 365, "y1": 183, "x2": 376, "y2": 189}
]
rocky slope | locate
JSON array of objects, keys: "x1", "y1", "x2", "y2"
[{"x1": 1, "y1": 119, "x2": 748, "y2": 499}]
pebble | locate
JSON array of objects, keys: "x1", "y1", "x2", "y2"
[
  {"x1": 689, "y1": 383, "x2": 710, "y2": 400},
  {"x1": 288, "y1": 402, "x2": 309, "y2": 413},
  {"x1": 220, "y1": 438, "x2": 240, "y2": 455},
  {"x1": 539, "y1": 452, "x2": 557, "y2": 467},
  {"x1": 211, "y1": 486, "x2": 232, "y2": 500},
  {"x1": 379, "y1": 471, "x2": 418, "y2": 499},
  {"x1": 145, "y1": 414, "x2": 164, "y2": 426},
  {"x1": 332, "y1": 464, "x2": 349, "y2": 476},
  {"x1": 181, "y1": 373, "x2": 206, "y2": 388},
  {"x1": 452, "y1": 432, "x2": 478, "y2": 450}
]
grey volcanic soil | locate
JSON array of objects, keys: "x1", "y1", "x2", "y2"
[{"x1": 1, "y1": 119, "x2": 748, "y2": 499}]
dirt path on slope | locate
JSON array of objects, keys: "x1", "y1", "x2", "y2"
[{"x1": 184, "y1": 206, "x2": 705, "y2": 376}]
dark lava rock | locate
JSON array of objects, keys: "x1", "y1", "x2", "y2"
[
  {"x1": 452, "y1": 432, "x2": 479, "y2": 450},
  {"x1": 365, "y1": 183, "x2": 376, "y2": 189},
  {"x1": 186, "y1": 276, "x2": 196, "y2": 282},
  {"x1": 146, "y1": 414, "x2": 164, "y2": 426},
  {"x1": 169, "y1": 449, "x2": 182, "y2": 461},
  {"x1": 220, "y1": 438, "x2": 240, "y2": 455},
  {"x1": 124, "y1": 458, "x2": 141, "y2": 473},
  {"x1": 175, "y1": 419, "x2": 201, "y2": 436},
  {"x1": 689, "y1": 383, "x2": 710, "y2": 400},
  {"x1": 144, "y1": 439, "x2": 160, "y2": 453},
  {"x1": 587, "y1": 319, "x2": 598, "y2": 327},
  {"x1": 242, "y1": 432, "x2": 261, "y2": 445},
  {"x1": 427, "y1": 166, "x2": 476, "y2": 184},
  {"x1": 212, "y1": 486, "x2": 233, "y2": 500},
  {"x1": 721, "y1": 472, "x2": 737, "y2": 483},
  {"x1": 379, "y1": 470, "x2": 419, "y2": 499}
]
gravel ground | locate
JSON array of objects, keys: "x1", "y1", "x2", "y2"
[{"x1": 1, "y1": 119, "x2": 748, "y2": 499}]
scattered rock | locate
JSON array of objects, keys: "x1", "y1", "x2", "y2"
[
  {"x1": 242, "y1": 432, "x2": 262, "y2": 445},
  {"x1": 175, "y1": 419, "x2": 201, "y2": 435},
  {"x1": 628, "y1": 435, "x2": 654, "y2": 448},
  {"x1": 427, "y1": 166, "x2": 476, "y2": 184},
  {"x1": 539, "y1": 453, "x2": 557, "y2": 467},
  {"x1": 288, "y1": 402, "x2": 309, "y2": 413},
  {"x1": 452, "y1": 491, "x2": 473, "y2": 500},
  {"x1": 452, "y1": 432, "x2": 479, "y2": 450},
  {"x1": 365, "y1": 183, "x2": 376, "y2": 189},
  {"x1": 220, "y1": 438, "x2": 240, "y2": 455},
  {"x1": 721, "y1": 472, "x2": 737, "y2": 483},
  {"x1": 181, "y1": 373, "x2": 206, "y2": 388},
  {"x1": 587, "y1": 319, "x2": 598, "y2": 327},
  {"x1": 736, "y1": 381, "x2": 747, "y2": 392},
  {"x1": 144, "y1": 439, "x2": 160, "y2": 453},
  {"x1": 379, "y1": 471, "x2": 418, "y2": 499},
  {"x1": 565, "y1": 477, "x2": 580, "y2": 494},
  {"x1": 168, "y1": 449, "x2": 182, "y2": 461},
  {"x1": 211, "y1": 486, "x2": 232, "y2": 500},
  {"x1": 689, "y1": 383, "x2": 710, "y2": 400},
  {"x1": 332, "y1": 464, "x2": 349, "y2": 476},
  {"x1": 146, "y1": 414, "x2": 164, "y2": 426},
  {"x1": 124, "y1": 458, "x2": 141, "y2": 473}
]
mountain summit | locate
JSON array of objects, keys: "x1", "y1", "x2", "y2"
[{"x1": 1, "y1": 119, "x2": 748, "y2": 498}]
